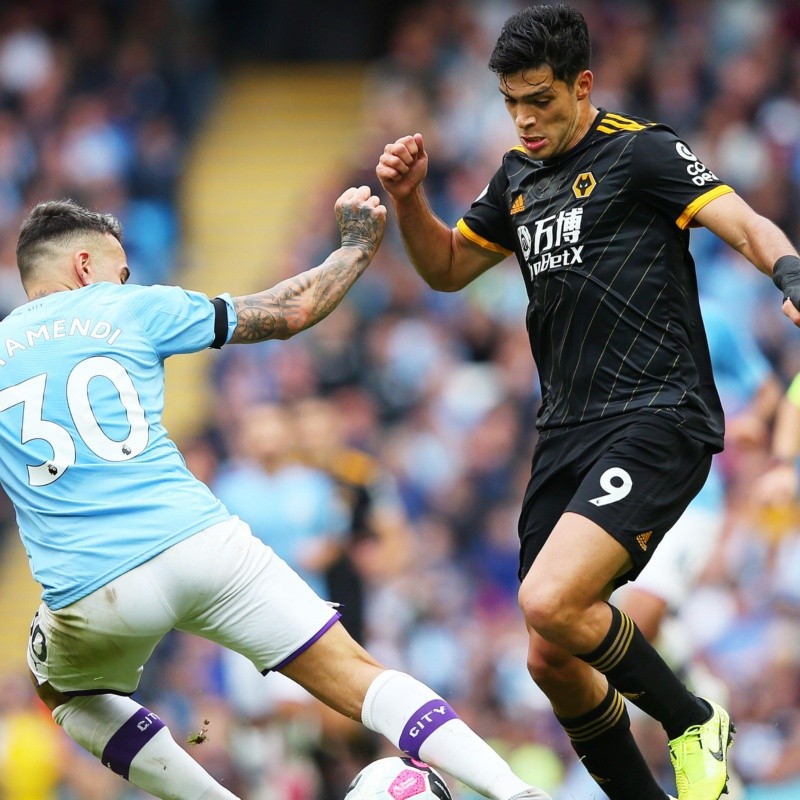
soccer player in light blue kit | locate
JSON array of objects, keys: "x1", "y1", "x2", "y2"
[{"x1": 1, "y1": 198, "x2": 550, "y2": 800}]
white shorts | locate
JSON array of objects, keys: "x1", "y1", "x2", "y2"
[
  {"x1": 27, "y1": 517, "x2": 340, "y2": 695},
  {"x1": 620, "y1": 506, "x2": 724, "y2": 609}
]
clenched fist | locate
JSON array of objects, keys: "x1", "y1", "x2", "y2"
[
  {"x1": 376, "y1": 133, "x2": 428, "y2": 201},
  {"x1": 335, "y1": 185, "x2": 387, "y2": 255}
]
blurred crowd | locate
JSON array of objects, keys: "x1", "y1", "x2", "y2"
[
  {"x1": 4, "y1": 1, "x2": 800, "y2": 799},
  {"x1": 0, "y1": 0, "x2": 217, "y2": 323}
]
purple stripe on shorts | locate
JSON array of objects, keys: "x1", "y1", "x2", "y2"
[
  {"x1": 101, "y1": 707, "x2": 165, "y2": 780},
  {"x1": 399, "y1": 699, "x2": 458, "y2": 759},
  {"x1": 266, "y1": 611, "x2": 341, "y2": 674}
]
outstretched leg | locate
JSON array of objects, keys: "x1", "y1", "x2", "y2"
[{"x1": 279, "y1": 621, "x2": 550, "y2": 800}]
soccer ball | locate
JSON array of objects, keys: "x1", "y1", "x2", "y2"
[{"x1": 344, "y1": 756, "x2": 453, "y2": 800}]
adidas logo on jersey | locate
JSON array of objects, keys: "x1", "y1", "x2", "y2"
[{"x1": 511, "y1": 194, "x2": 526, "y2": 214}]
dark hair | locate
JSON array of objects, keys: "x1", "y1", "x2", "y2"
[
  {"x1": 488, "y1": 4, "x2": 591, "y2": 85},
  {"x1": 16, "y1": 199, "x2": 123, "y2": 282}
]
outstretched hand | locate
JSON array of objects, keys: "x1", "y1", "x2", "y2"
[
  {"x1": 335, "y1": 185, "x2": 387, "y2": 256},
  {"x1": 376, "y1": 133, "x2": 428, "y2": 200}
]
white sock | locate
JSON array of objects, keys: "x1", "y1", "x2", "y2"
[
  {"x1": 361, "y1": 670, "x2": 533, "y2": 800},
  {"x1": 53, "y1": 694, "x2": 238, "y2": 800}
]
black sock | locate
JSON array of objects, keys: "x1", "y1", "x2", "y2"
[
  {"x1": 577, "y1": 604, "x2": 710, "y2": 740},
  {"x1": 557, "y1": 685, "x2": 667, "y2": 800}
]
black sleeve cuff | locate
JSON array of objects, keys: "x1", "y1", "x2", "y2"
[{"x1": 210, "y1": 297, "x2": 229, "y2": 349}]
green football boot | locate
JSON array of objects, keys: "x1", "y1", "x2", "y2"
[{"x1": 668, "y1": 698, "x2": 735, "y2": 800}]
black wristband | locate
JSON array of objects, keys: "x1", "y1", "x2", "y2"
[
  {"x1": 210, "y1": 296, "x2": 228, "y2": 349},
  {"x1": 773, "y1": 255, "x2": 800, "y2": 311}
]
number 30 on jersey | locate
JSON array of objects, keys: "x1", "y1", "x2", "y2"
[{"x1": 0, "y1": 356, "x2": 148, "y2": 486}]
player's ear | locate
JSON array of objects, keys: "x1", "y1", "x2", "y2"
[
  {"x1": 575, "y1": 69, "x2": 593, "y2": 101},
  {"x1": 72, "y1": 250, "x2": 93, "y2": 286}
]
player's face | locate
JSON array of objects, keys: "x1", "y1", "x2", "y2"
[{"x1": 499, "y1": 66, "x2": 593, "y2": 160}]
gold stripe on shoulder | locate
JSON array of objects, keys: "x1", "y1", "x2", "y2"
[
  {"x1": 598, "y1": 114, "x2": 645, "y2": 132},
  {"x1": 676, "y1": 185, "x2": 734, "y2": 229},
  {"x1": 604, "y1": 112, "x2": 642, "y2": 125},
  {"x1": 456, "y1": 219, "x2": 513, "y2": 255}
]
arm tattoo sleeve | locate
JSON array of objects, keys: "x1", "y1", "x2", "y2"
[
  {"x1": 230, "y1": 250, "x2": 369, "y2": 343},
  {"x1": 229, "y1": 197, "x2": 383, "y2": 344}
]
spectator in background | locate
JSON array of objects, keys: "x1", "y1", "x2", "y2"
[
  {"x1": 756, "y1": 372, "x2": 800, "y2": 508},
  {"x1": 292, "y1": 394, "x2": 413, "y2": 645},
  {"x1": 0, "y1": 0, "x2": 217, "y2": 313},
  {"x1": 211, "y1": 401, "x2": 351, "y2": 794},
  {"x1": 214, "y1": 402, "x2": 347, "y2": 600}
]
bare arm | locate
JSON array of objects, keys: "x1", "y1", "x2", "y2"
[
  {"x1": 693, "y1": 191, "x2": 797, "y2": 275},
  {"x1": 228, "y1": 186, "x2": 386, "y2": 343},
  {"x1": 376, "y1": 133, "x2": 504, "y2": 291}
]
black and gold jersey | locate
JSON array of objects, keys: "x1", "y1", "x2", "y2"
[{"x1": 458, "y1": 109, "x2": 727, "y2": 448}]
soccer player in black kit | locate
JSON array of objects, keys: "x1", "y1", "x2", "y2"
[{"x1": 376, "y1": 5, "x2": 800, "y2": 800}]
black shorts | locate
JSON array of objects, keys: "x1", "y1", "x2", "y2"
[{"x1": 518, "y1": 409, "x2": 714, "y2": 585}]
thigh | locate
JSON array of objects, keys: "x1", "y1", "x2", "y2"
[
  {"x1": 27, "y1": 564, "x2": 176, "y2": 695},
  {"x1": 518, "y1": 431, "x2": 583, "y2": 581},
  {"x1": 522, "y1": 511, "x2": 631, "y2": 608},
  {"x1": 173, "y1": 518, "x2": 341, "y2": 674}
]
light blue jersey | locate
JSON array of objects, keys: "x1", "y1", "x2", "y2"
[{"x1": 0, "y1": 282, "x2": 237, "y2": 609}]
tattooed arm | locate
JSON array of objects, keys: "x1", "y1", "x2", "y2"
[{"x1": 229, "y1": 186, "x2": 386, "y2": 343}]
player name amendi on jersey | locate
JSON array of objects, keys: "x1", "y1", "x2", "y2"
[{"x1": 0, "y1": 318, "x2": 123, "y2": 366}]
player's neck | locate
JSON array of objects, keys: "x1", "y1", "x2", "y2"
[
  {"x1": 575, "y1": 103, "x2": 599, "y2": 143},
  {"x1": 26, "y1": 276, "x2": 82, "y2": 301},
  {"x1": 27, "y1": 286, "x2": 66, "y2": 301}
]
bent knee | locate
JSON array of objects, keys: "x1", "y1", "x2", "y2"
[{"x1": 518, "y1": 583, "x2": 580, "y2": 642}]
